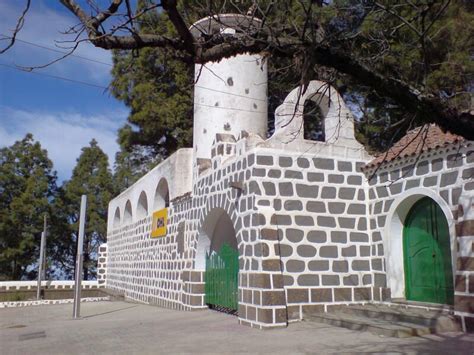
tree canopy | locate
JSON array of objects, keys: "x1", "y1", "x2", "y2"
[
  {"x1": 0, "y1": 134, "x2": 57, "y2": 280},
  {"x1": 20, "y1": 0, "x2": 469, "y2": 143}
]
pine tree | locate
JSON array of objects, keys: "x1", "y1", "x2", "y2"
[
  {"x1": 0, "y1": 134, "x2": 57, "y2": 280},
  {"x1": 62, "y1": 139, "x2": 114, "y2": 280}
]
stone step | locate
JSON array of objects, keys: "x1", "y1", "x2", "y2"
[
  {"x1": 327, "y1": 304, "x2": 460, "y2": 332},
  {"x1": 307, "y1": 312, "x2": 434, "y2": 338}
]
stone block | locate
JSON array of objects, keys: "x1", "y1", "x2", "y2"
[
  {"x1": 297, "y1": 274, "x2": 320, "y2": 286},
  {"x1": 296, "y1": 184, "x2": 318, "y2": 198},
  {"x1": 454, "y1": 295, "x2": 474, "y2": 314},
  {"x1": 313, "y1": 158, "x2": 334, "y2": 170},
  {"x1": 331, "y1": 231, "x2": 347, "y2": 244},
  {"x1": 389, "y1": 183, "x2": 403, "y2": 195},
  {"x1": 279, "y1": 243, "x2": 294, "y2": 257},
  {"x1": 295, "y1": 216, "x2": 314, "y2": 226},
  {"x1": 308, "y1": 260, "x2": 330, "y2": 271},
  {"x1": 261, "y1": 228, "x2": 279, "y2": 241},
  {"x1": 284, "y1": 200, "x2": 303, "y2": 211},
  {"x1": 416, "y1": 161, "x2": 429, "y2": 175},
  {"x1": 286, "y1": 228, "x2": 304, "y2": 243},
  {"x1": 268, "y1": 169, "x2": 282, "y2": 178},
  {"x1": 248, "y1": 273, "x2": 271, "y2": 288},
  {"x1": 279, "y1": 156, "x2": 292, "y2": 167},
  {"x1": 333, "y1": 260, "x2": 349, "y2": 273},
  {"x1": 271, "y1": 214, "x2": 292, "y2": 226},
  {"x1": 261, "y1": 290, "x2": 286, "y2": 306},
  {"x1": 328, "y1": 202, "x2": 346, "y2": 214},
  {"x1": 350, "y1": 232, "x2": 368, "y2": 243},
  {"x1": 423, "y1": 176, "x2": 437, "y2": 187},
  {"x1": 286, "y1": 260, "x2": 305, "y2": 273},
  {"x1": 322, "y1": 275, "x2": 340, "y2": 286},
  {"x1": 307, "y1": 172, "x2": 324, "y2": 182},
  {"x1": 262, "y1": 259, "x2": 281, "y2": 272},
  {"x1": 342, "y1": 245, "x2": 357, "y2": 257},
  {"x1": 253, "y1": 168, "x2": 266, "y2": 177},
  {"x1": 279, "y1": 182, "x2": 294, "y2": 196},
  {"x1": 440, "y1": 171, "x2": 458, "y2": 187},
  {"x1": 374, "y1": 273, "x2": 387, "y2": 287},
  {"x1": 343, "y1": 275, "x2": 359, "y2": 286},
  {"x1": 321, "y1": 186, "x2": 337, "y2": 199},
  {"x1": 257, "y1": 155, "x2": 273, "y2": 166},
  {"x1": 262, "y1": 182, "x2": 276, "y2": 196},
  {"x1": 347, "y1": 175, "x2": 362, "y2": 185},
  {"x1": 371, "y1": 259, "x2": 383, "y2": 271},
  {"x1": 287, "y1": 288, "x2": 309, "y2": 303},
  {"x1": 320, "y1": 246, "x2": 338, "y2": 258},
  {"x1": 297, "y1": 157, "x2": 310, "y2": 168},
  {"x1": 447, "y1": 154, "x2": 463, "y2": 168},
  {"x1": 457, "y1": 257, "x2": 474, "y2": 271},
  {"x1": 317, "y1": 216, "x2": 336, "y2": 228},
  {"x1": 328, "y1": 174, "x2": 344, "y2": 184},
  {"x1": 352, "y1": 260, "x2": 370, "y2": 271},
  {"x1": 338, "y1": 161, "x2": 352, "y2": 172},
  {"x1": 307, "y1": 201, "x2": 326, "y2": 213},
  {"x1": 362, "y1": 274, "x2": 372, "y2": 285},
  {"x1": 285, "y1": 170, "x2": 303, "y2": 179},
  {"x1": 307, "y1": 230, "x2": 327, "y2": 243},
  {"x1": 339, "y1": 217, "x2": 356, "y2": 229},
  {"x1": 347, "y1": 204, "x2": 366, "y2": 215},
  {"x1": 311, "y1": 288, "x2": 333, "y2": 303},
  {"x1": 334, "y1": 288, "x2": 352, "y2": 302},
  {"x1": 297, "y1": 245, "x2": 317, "y2": 258},
  {"x1": 339, "y1": 187, "x2": 356, "y2": 200},
  {"x1": 354, "y1": 287, "x2": 371, "y2": 301},
  {"x1": 455, "y1": 275, "x2": 466, "y2": 292}
]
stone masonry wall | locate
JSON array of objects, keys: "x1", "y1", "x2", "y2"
[
  {"x1": 247, "y1": 149, "x2": 372, "y2": 321},
  {"x1": 364, "y1": 141, "x2": 473, "y2": 327},
  {"x1": 97, "y1": 244, "x2": 107, "y2": 287}
]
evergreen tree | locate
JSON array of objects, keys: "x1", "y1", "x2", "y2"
[
  {"x1": 0, "y1": 134, "x2": 57, "y2": 280},
  {"x1": 62, "y1": 140, "x2": 114, "y2": 280}
]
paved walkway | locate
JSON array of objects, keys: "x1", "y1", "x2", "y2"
[{"x1": 1, "y1": 301, "x2": 472, "y2": 354}]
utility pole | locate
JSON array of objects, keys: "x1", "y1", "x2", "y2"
[
  {"x1": 36, "y1": 214, "x2": 47, "y2": 300},
  {"x1": 73, "y1": 195, "x2": 87, "y2": 319}
]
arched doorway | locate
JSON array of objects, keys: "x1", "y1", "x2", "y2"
[
  {"x1": 196, "y1": 208, "x2": 239, "y2": 313},
  {"x1": 403, "y1": 197, "x2": 454, "y2": 305}
]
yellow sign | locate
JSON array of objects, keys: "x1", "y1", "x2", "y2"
[{"x1": 151, "y1": 208, "x2": 167, "y2": 238}]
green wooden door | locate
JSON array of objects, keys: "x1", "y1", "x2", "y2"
[
  {"x1": 403, "y1": 197, "x2": 454, "y2": 305},
  {"x1": 205, "y1": 243, "x2": 239, "y2": 312}
]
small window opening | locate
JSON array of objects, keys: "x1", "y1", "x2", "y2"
[{"x1": 303, "y1": 99, "x2": 325, "y2": 142}]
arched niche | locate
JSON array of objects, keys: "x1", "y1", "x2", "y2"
[
  {"x1": 195, "y1": 208, "x2": 237, "y2": 271},
  {"x1": 303, "y1": 93, "x2": 328, "y2": 142},
  {"x1": 384, "y1": 188, "x2": 456, "y2": 300},
  {"x1": 273, "y1": 80, "x2": 356, "y2": 144},
  {"x1": 154, "y1": 178, "x2": 170, "y2": 210},
  {"x1": 113, "y1": 207, "x2": 121, "y2": 228},
  {"x1": 124, "y1": 200, "x2": 133, "y2": 224},
  {"x1": 137, "y1": 191, "x2": 148, "y2": 219}
]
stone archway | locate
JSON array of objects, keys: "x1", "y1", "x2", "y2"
[
  {"x1": 385, "y1": 188, "x2": 456, "y2": 301},
  {"x1": 196, "y1": 208, "x2": 239, "y2": 312}
]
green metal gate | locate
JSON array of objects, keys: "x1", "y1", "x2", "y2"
[{"x1": 205, "y1": 243, "x2": 239, "y2": 312}]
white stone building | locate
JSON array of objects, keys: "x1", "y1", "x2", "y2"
[{"x1": 101, "y1": 14, "x2": 474, "y2": 331}]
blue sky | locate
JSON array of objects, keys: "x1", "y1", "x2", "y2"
[{"x1": 0, "y1": 1, "x2": 129, "y2": 182}]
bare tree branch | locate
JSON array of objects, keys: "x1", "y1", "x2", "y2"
[{"x1": 0, "y1": 0, "x2": 31, "y2": 54}]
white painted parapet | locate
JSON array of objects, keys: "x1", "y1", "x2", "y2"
[
  {"x1": 107, "y1": 148, "x2": 193, "y2": 230},
  {"x1": 190, "y1": 14, "x2": 268, "y2": 165}
]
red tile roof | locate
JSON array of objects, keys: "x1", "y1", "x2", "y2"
[{"x1": 367, "y1": 124, "x2": 464, "y2": 168}]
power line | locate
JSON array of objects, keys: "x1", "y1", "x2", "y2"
[
  {"x1": 0, "y1": 63, "x2": 108, "y2": 90},
  {"x1": 0, "y1": 34, "x2": 112, "y2": 67},
  {"x1": 194, "y1": 101, "x2": 266, "y2": 114},
  {"x1": 1, "y1": 34, "x2": 271, "y2": 104}
]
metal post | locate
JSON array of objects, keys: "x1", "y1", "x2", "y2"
[
  {"x1": 73, "y1": 195, "x2": 87, "y2": 319},
  {"x1": 36, "y1": 215, "x2": 47, "y2": 300}
]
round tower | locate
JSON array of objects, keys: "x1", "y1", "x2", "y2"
[{"x1": 190, "y1": 14, "x2": 268, "y2": 164}]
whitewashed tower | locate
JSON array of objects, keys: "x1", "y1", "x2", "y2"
[{"x1": 189, "y1": 14, "x2": 268, "y2": 166}]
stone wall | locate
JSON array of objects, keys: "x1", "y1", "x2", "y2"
[
  {"x1": 97, "y1": 244, "x2": 107, "y2": 287},
  {"x1": 247, "y1": 149, "x2": 372, "y2": 321},
  {"x1": 363, "y1": 141, "x2": 473, "y2": 329}
]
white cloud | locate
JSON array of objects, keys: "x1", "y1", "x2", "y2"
[
  {"x1": 0, "y1": 1, "x2": 113, "y2": 84},
  {"x1": 0, "y1": 106, "x2": 127, "y2": 182}
]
